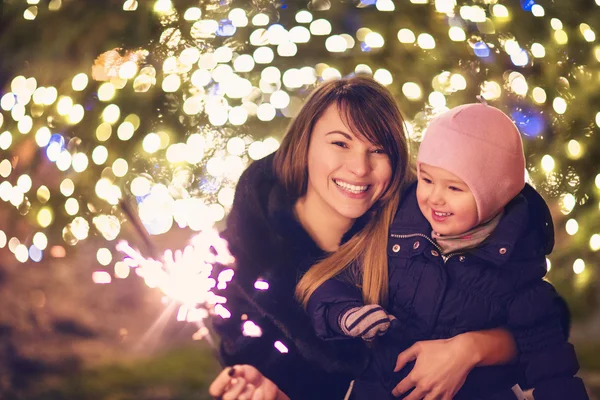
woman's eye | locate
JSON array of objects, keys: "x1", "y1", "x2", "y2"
[
  {"x1": 372, "y1": 148, "x2": 386, "y2": 154},
  {"x1": 332, "y1": 141, "x2": 348, "y2": 148}
]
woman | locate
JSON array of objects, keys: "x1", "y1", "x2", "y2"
[{"x1": 209, "y1": 77, "x2": 517, "y2": 400}]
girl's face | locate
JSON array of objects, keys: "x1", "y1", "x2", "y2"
[
  {"x1": 416, "y1": 163, "x2": 478, "y2": 236},
  {"x1": 304, "y1": 104, "x2": 392, "y2": 223}
]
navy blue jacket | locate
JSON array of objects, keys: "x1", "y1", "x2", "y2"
[
  {"x1": 212, "y1": 154, "x2": 369, "y2": 400},
  {"x1": 309, "y1": 183, "x2": 588, "y2": 399}
]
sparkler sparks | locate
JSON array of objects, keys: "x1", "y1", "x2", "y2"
[{"x1": 115, "y1": 228, "x2": 235, "y2": 342}]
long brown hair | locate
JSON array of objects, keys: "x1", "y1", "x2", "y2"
[{"x1": 273, "y1": 76, "x2": 413, "y2": 308}]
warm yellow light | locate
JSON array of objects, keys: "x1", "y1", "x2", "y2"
[
  {"x1": 0, "y1": 131, "x2": 11, "y2": 150},
  {"x1": 166, "y1": 143, "x2": 187, "y2": 163},
  {"x1": 532, "y1": 87, "x2": 547, "y2": 104},
  {"x1": 117, "y1": 121, "x2": 135, "y2": 141},
  {"x1": 97, "y1": 248, "x2": 113, "y2": 266},
  {"x1": 428, "y1": 92, "x2": 446, "y2": 108},
  {"x1": 553, "y1": 97, "x2": 567, "y2": 114},
  {"x1": 365, "y1": 32, "x2": 384, "y2": 48},
  {"x1": 114, "y1": 261, "x2": 130, "y2": 279},
  {"x1": 310, "y1": 19, "x2": 332, "y2": 36},
  {"x1": 566, "y1": 219, "x2": 578, "y2": 235},
  {"x1": 450, "y1": 74, "x2": 467, "y2": 91},
  {"x1": 92, "y1": 146, "x2": 108, "y2": 165},
  {"x1": 373, "y1": 69, "x2": 393, "y2": 86},
  {"x1": 325, "y1": 35, "x2": 347, "y2": 52},
  {"x1": 65, "y1": 198, "x2": 79, "y2": 215},
  {"x1": 253, "y1": 47, "x2": 275, "y2": 64},
  {"x1": 550, "y1": 18, "x2": 563, "y2": 30},
  {"x1": 567, "y1": 140, "x2": 582, "y2": 159},
  {"x1": 295, "y1": 10, "x2": 312, "y2": 23},
  {"x1": 554, "y1": 30, "x2": 568, "y2": 45},
  {"x1": 17, "y1": 174, "x2": 32, "y2": 192},
  {"x1": 0, "y1": 159, "x2": 11, "y2": 178},
  {"x1": 102, "y1": 104, "x2": 121, "y2": 124},
  {"x1": 37, "y1": 185, "x2": 50, "y2": 203},
  {"x1": 492, "y1": 4, "x2": 509, "y2": 18},
  {"x1": 131, "y1": 176, "x2": 152, "y2": 197},
  {"x1": 531, "y1": 4, "x2": 544, "y2": 17},
  {"x1": 112, "y1": 158, "x2": 128, "y2": 177},
  {"x1": 33, "y1": 232, "x2": 48, "y2": 250},
  {"x1": 397, "y1": 29, "x2": 416, "y2": 43},
  {"x1": 72, "y1": 153, "x2": 89, "y2": 173},
  {"x1": 448, "y1": 27, "x2": 466, "y2": 41},
  {"x1": 119, "y1": 61, "x2": 138, "y2": 79},
  {"x1": 67, "y1": 104, "x2": 84, "y2": 124},
  {"x1": 417, "y1": 33, "x2": 436, "y2": 49},
  {"x1": 573, "y1": 258, "x2": 585, "y2": 274},
  {"x1": 402, "y1": 82, "x2": 422, "y2": 100},
  {"x1": 60, "y1": 178, "x2": 75, "y2": 196},
  {"x1": 480, "y1": 81, "x2": 502, "y2": 100},
  {"x1": 37, "y1": 207, "x2": 53, "y2": 227},
  {"x1": 560, "y1": 193, "x2": 576, "y2": 215},
  {"x1": 98, "y1": 82, "x2": 116, "y2": 101},
  {"x1": 162, "y1": 74, "x2": 181, "y2": 92},
  {"x1": 252, "y1": 13, "x2": 269, "y2": 26},
  {"x1": 56, "y1": 96, "x2": 73, "y2": 115},
  {"x1": 154, "y1": 0, "x2": 173, "y2": 13},
  {"x1": 434, "y1": 0, "x2": 456, "y2": 13},
  {"x1": 72, "y1": 73, "x2": 89, "y2": 91},
  {"x1": 541, "y1": 155, "x2": 555, "y2": 172},
  {"x1": 580, "y1": 24, "x2": 596, "y2": 42},
  {"x1": 376, "y1": 0, "x2": 395, "y2": 11},
  {"x1": 590, "y1": 234, "x2": 600, "y2": 251}
]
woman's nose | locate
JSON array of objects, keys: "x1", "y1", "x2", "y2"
[{"x1": 346, "y1": 153, "x2": 371, "y2": 177}]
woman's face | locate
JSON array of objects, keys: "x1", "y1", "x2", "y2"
[{"x1": 304, "y1": 104, "x2": 393, "y2": 223}]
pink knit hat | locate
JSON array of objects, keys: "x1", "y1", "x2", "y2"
[{"x1": 417, "y1": 103, "x2": 526, "y2": 224}]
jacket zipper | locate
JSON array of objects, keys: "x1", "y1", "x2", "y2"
[{"x1": 390, "y1": 233, "x2": 463, "y2": 263}]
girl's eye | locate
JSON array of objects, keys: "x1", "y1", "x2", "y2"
[
  {"x1": 332, "y1": 141, "x2": 348, "y2": 148},
  {"x1": 449, "y1": 186, "x2": 463, "y2": 192},
  {"x1": 421, "y1": 177, "x2": 432, "y2": 184}
]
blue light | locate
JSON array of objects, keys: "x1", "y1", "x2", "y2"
[
  {"x1": 362, "y1": 0, "x2": 377, "y2": 6},
  {"x1": 360, "y1": 42, "x2": 372, "y2": 52},
  {"x1": 520, "y1": 0, "x2": 536, "y2": 11},
  {"x1": 29, "y1": 245, "x2": 43, "y2": 262},
  {"x1": 473, "y1": 42, "x2": 490, "y2": 58},
  {"x1": 46, "y1": 134, "x2": 65, "y2": 161},
  {"x1": 512, "y1": 107, "x2": 545, "y2": 137},
  {"x1": 217, "y1": 20, "x2": 236, "y2": 37}
]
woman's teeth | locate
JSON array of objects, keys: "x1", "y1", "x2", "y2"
[
  {"x1": 434, "y1": 211, "x2": 452, "y2": 217},
  {"x1": 334, "y1": 179, "x2": 369, "y2": 194}
]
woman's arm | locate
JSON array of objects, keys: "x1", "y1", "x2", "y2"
[
  {"x1": 458, "y1": 327, "x2": 517, "y2": 367},
  {"x1": 390, "y1": 328, "x2": 517, "y2": 399}
]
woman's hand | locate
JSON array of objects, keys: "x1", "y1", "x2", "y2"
[
  {"x1": 209, "y1": 365, "x2": 290, "y2": 400},
  {"x1": 390, "y1": 335, "x2": 476, "y2": 400},
  {"x1": 391, "y1": 328, "x2": 517, "y2": 399}
]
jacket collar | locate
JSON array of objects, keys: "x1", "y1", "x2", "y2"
[{"x1": 391, "y1": 183, "x2": 554, "y2": 266}]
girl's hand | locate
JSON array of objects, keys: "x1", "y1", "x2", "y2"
[
  {"x1": 209, "y1": 365, "x2": 290, "y2": 400},
  {"x1": 391, "y1": 335, "x2": 476, "y2": 399}
]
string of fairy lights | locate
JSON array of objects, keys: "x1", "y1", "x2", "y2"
[{"x1": 1, "y1": 0, "x2": 600, "y2": 296}]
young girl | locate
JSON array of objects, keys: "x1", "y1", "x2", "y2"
[{"x1": 302, "y1": 103, "x2": 588, "y2": 399}]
